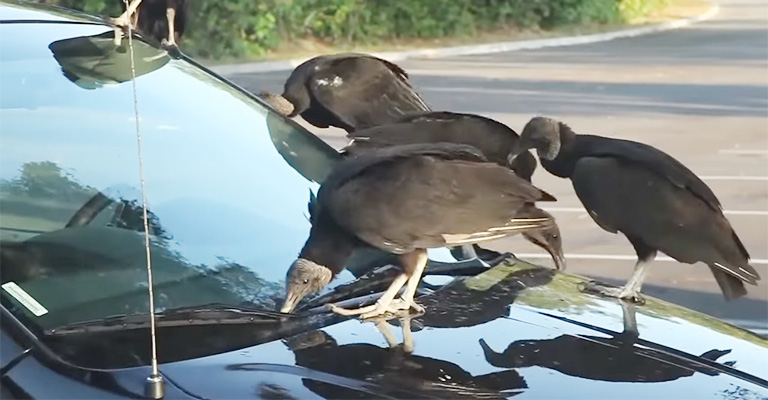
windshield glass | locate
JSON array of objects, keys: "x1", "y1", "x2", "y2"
[{"x1": 0, "y1": 21, "x2": 341, "y2": 331}]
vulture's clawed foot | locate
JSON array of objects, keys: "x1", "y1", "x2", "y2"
[
  {"x1": 330, "y1": 298, "x2": 424, "y2": 320},
  {"x1": 111, "y1": 14, "x2": 135, "y2": 46},
  {"x1": 579, "y1": 280, "x2": 646, "y2": 305},
  {"x1": 161, "y1": 38, "x2": 178, "y2": 50}
]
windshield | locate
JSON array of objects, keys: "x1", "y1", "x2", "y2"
[{"x1": 0, "y1": 21, "x2": 341, "y2": 332}]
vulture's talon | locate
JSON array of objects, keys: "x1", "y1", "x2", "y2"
[
  {"x1": 580, "y1": 280, "x2": 646, "y2": 305},
  {"x1": 619, "y1": 293, "x2": 646, "y2": 306}
]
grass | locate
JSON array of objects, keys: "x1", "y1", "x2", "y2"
[{"x1": 203, "y1": 0, "x2": 714, "y2": 66}]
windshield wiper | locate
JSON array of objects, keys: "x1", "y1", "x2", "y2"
[{"x1": 43, "y1": 303, "x2": 297, "y2": 336}]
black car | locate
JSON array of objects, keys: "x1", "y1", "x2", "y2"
[{"x1": 1, "y1": 1, "x2": 767, "y2": 399}]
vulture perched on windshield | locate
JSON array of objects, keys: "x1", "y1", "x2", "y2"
[
  {"x1": 510, "y1": 116, "x2": 760, "y2": 302},
  {"x1": 281, "y1": 143, "x2": 558, "y2": 319},
  {"x1": 259, "y1": 53, "x2": 431, "y2": 132},
  {"x1": 344, "y1": 112, "x2": 565, "y2": 270},
  {"x1": 112, "y1": 0, "x2": 188, "y2": 47}
]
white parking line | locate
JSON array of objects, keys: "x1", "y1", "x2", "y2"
[
  {"x1": 515, "y1": 253, "x2": 768, "y2": 264},
  {"x1": 699, "y1": 176, "x2": 768, "y2": 181},
  {"x1": 543, "y1": 207, "x2": 768, "y2": 217},
  {"x1": 719, "y1": 149, "x2": 768, "y2": 156}
]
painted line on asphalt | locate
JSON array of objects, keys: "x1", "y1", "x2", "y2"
[
  {"x1": 699, "y1": 176, "x2": 768, "y2": 181},
  {"x1": 543, "y1": 206, "x2": 768, "y2": 217},
  {"x1": 722, "y1": 319, "x2": 768, "y2": 337},
  {"x1": 515, "y1": 253, "x2": 768, "y2": 265},
  {"x1": 719, "y1": 149, "x2": 768, "y2": 156},
  {"x1": 211, "y1": 3, "x2": 720, "y2": 75}
]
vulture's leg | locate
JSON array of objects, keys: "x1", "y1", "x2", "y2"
[
  {"x1": 330, "y1": 273, "x2": 409, "y2": 316},
  {"x1": 162, "y1": 7, "x2": 178, "y2": 47},
  {"x1": 395, "y1": 249, "x2": 428, "y2": 313},
  {"x1": 112, "y1": 0, "x2": 143, "y2": 45},
  {"x1": 580, "y1": 258, "x2": 653, "y2": 304}
]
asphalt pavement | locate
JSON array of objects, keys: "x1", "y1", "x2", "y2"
[{"x1": 225, "y1": 0, "x2": 768, "y2": 334}]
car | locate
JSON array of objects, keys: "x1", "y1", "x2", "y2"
[{"x1": 1, "y1": 1, "x2": 767, "y2": 399}]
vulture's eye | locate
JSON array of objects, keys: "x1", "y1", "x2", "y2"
[{"x1": 302, "y1": 279, "x2": 309, "y2": 284}]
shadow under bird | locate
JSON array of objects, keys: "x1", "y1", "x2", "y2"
[
  {"x1": 509, "y1": 116, "x2": 761, "y2": 302},
  {"x1": 111, "y1": 0, "x2": 188, "y2": 47},
  {"x1": 258, "y1": 53, "x2": 431, "y2": 132},
  {"x1": 343, "y1": 111, "x2": 565, "y2": 270},
  {"x1": 281, "y1": 143, "x2": 558, "y2": 319}
]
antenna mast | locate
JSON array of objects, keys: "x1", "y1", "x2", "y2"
[{"x1": 122, "y1": 2, "x2": 165, "y2": 397}]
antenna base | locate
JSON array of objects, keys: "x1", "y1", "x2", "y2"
[{"x1": 145, "y1": 374, "x2": 165, "y2": 399}]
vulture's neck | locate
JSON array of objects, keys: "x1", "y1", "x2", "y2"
[{"x1": 299, "y1": 218, "x2": 358, "y2": 275}]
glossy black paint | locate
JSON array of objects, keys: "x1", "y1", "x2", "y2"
[{"x1": 1, "y1": 2, "x2": 767, "y2": 399}]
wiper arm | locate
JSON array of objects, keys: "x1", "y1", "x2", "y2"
[{"x1": 44, "y1": 303, "x2": 296, "y2": 336}]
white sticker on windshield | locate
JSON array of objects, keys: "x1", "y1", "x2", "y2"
[{"x1": 2, "y1": 282, "x2": 48, "y2": 317}]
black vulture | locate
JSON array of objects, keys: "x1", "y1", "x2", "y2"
[
  {"x1": 509, "y1": 116, "x2": 760, "y2": 302},
  {"x1": 258, "y1": 53, "x2": 431, "y2": 132},
  {"x1": 280, "y1": 143, "x2": 558, "y2": 319},
  {"x1": 344, "y1": 111, "x2": 565, "y2": 270},
  {"x1": 112, "y1": 0, "x2": 188, "y2": 47}
]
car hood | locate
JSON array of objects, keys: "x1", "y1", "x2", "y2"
[{"x1": 160, "y1": 261, "x2": 768, "y2": 399}]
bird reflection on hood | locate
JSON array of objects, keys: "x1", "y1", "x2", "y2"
[
  {"x1": 282, "y1": 329, "x2": 527, "y2": 399},
  {"x1": 478, "y1": 301, "x2": 736, "y2": 384},
  {"x1": 49, "y1": 31, "x2": 170, "y2": 90}
]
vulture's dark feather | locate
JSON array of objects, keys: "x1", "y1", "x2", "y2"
[
  {"x1": 550, "y1": 125, "x2": 721, "y2": 211},
  {"x1": 518, "y1": 117, "x2": 759, "y2": 300},
  {"x1": 571, "y1": 157, "x2": 757, "y2": 287},
  {"x1": 277, "y1": 54, "x2": 430, "y2": 132},
  {"x1": 115, "y1": 0, "x2": 188, "y2": 46},
  {"x1": 319, "y1": 143, "x2": 555, "y2": 254},
  {"x1": 344, "y1": 111, "x2": 538, "y2": 181},
  {"x1": 283, "y1": 143, "x2": 560, "y2": 315},
  {"x1": 134, "y1": 0, "x2": 188, "y2": 44}
]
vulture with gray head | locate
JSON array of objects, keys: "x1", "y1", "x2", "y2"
[
  {"x1": 280, "y1": 143, "x2": 558, "y2": 319},
  {"x1": 509, "y1": 116, "x2": 760, "y2": 302},
  {"x1": 258, "y1": 53, "x2": 431, "y2": 132},
  {"x1": 343, "y1": 111, "x2": 565, "y2": 270}
]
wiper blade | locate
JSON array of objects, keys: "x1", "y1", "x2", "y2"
[{"x1": 44, "y1": 303, "x2": 296, "y2": 336}]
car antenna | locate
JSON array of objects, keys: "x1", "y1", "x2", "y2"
[{"x1": 122, "y1": 2, "x2": 165, "y2": 398}]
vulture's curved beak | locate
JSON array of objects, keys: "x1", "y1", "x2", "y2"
[
  {"x1": 550, "y1": 248, "x2": 567, "y2": 271},
  {"x1": 280, "y1": 292, "x2": 300, "y2": 314},
  {"x1": 507, "y1": 143, "x2": 523, "y2": 167}
]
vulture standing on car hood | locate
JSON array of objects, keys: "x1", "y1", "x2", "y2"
[
  {"x1": 509, "y1": 116, "x2": 760, "y2": 302},
  {"x1": 280, "y1": 143, "x2": 558, "y2": 319},
  {"x1": 259, "y1": 53, "x2": 431, "y2": 132},
  {"x1": 343, "y1": 111, "x2": 565, "y2": 270},
  {"x1": 112, "y1": 0, "x2": 188, "y2": 47}
]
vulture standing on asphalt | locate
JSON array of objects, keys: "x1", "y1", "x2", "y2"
[
  {"x1": 509, "y1": 116, "x2": 760, "y2": 302},
  {"x1": 112, "y1": 0, "x2": 188, "y2": 47},
  {"x1": 344, "y1": 111, "x2": 565, "y2": 270},
  {"x1": 281, "y1": 143, "x2": 558, "y2": 318},
  {"x1": 259, "y1": 53, "x2": 431, "y2": 132}
]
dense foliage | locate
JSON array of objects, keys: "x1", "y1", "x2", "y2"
[{"x1": 38, "y1": 0, "x2": 668, "y2": 59}]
